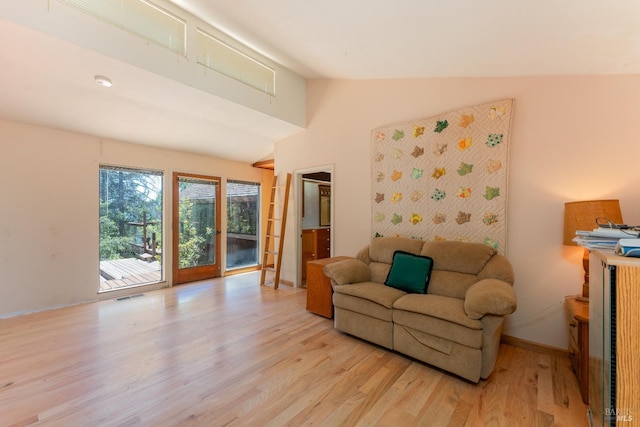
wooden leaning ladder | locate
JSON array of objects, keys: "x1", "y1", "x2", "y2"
[{"x1": 260, "y1": 173, "x2": 291, "y2": 289}]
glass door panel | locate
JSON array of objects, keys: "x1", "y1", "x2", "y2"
[
  {"x1": 98, "y1": 166, "x2": 163, "y2": 292},
  {"x1": 172, "y1": 173, "x2": 221, "y2": 284},
  {"x1": 226, "y1": 180, "x2": 260, "y2": 270}
]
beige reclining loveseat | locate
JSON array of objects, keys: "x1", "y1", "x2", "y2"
[{"x1": 323, "y1": 237, "x2": 517, "y2": 382}]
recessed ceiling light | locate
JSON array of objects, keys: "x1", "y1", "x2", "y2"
[{"x1": 94, "y1": 75, "x2": 112, "y2": 88}]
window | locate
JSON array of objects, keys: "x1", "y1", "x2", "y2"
[
  {"x1": 226, "y1": 180, "x2": 260, "y2": 270},
  {"x1": 99, "y1": 166, "x2": 163, "y2": 291},
  {"x1": 59, "y1": 0, "x2": 186, "y2": 55},
  {"x1": 196, "y1": 29, "x2": 276, "y2": 95}
]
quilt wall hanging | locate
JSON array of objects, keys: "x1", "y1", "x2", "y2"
[{"x1": 371, "y1": 99, "x2": 513, "y2": 255}]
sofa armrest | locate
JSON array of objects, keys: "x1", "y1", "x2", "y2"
[
  {"x1": 323, "y1": 259, "x2": 371, "y2": 286},
  {"x1": 464, "y1": 279, "x2": 517, "y2": 320}
]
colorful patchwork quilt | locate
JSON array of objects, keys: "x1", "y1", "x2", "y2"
[{"x1": 370, "y1": 99, "x2": 513, "y2": 255}]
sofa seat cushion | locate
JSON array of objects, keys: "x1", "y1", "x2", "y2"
[
  {"x1": 333, "y1": 282, "x2": 406, "y2": 321},
  {"x1": 392, "y1": 294, "x2": 483, "y2": 348},
  {"x1": 394, "y1": 294, "x2": 481, "y2": 329},
  {"x1": 334, "y1": 282, "x2": 406, "y2": 308}
]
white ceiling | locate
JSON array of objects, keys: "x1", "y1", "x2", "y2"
[
  {"x1": 174, "y1": 0, "x2": 640, "y2": 79},
  {"x1": 2, "y1": 1, "x2": 640, "y2": 163}
]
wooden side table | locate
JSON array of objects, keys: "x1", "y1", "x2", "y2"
[
  {"x1": 306, "y1": 256, "x2": 351, "y2": 318},
  {"x1": 565, "y1": 296, "x2": 589, "y2": 404}
]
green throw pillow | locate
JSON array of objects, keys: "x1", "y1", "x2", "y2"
[{"x1": 384, "y1": 250, "x2": 434, "y2": 294}]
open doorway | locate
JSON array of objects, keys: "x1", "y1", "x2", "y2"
[
  {"x1": 295, "y1": 165, "x2": 334, "y2": 287},
  {"x1": 98, "y1": 165, "x2": 163, "y2": 292}
]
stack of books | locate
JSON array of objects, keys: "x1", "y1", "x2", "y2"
[{"x1": 573, "y1": 227, "x2": 640, "y2": 250}]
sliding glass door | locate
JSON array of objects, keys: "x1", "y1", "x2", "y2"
[
  {"x1": 98, "y1": 166, "x2": 163, "y2": 292},
  {"x1": 226, "y1": 180, "x2": 260, "y2": 270}
]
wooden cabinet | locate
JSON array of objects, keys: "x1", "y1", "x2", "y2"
[
  {"x1": 301, "y1": 228, "x2": 331, "y2": 281},
  {"x1": 315, "y1": 228, "x2": 331, "y2": 259},
  {"x1": 589, "y1": 250, "x2": 640, "y2": 426},
  {"x1": 306, "y1": 256, "x2": 351, "y2": 318},
  {"x1": 565, "y1": 296, "x2": 589, "y2": 404}
]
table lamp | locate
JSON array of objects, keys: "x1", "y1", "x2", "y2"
[{"x1": 563, "y1": 199, "x2": 623, "y2": 298}]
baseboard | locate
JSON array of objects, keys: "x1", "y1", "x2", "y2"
[
  {"x1": 501, "y1": 334, "x2": 568, "y2": 358},
  {"x1": 224, "y1": 265, "x2": 260, "y2": 276}
]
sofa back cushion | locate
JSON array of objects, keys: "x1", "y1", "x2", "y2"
[
  {"x1": 370, "y1": 263, "x2": 391, "y2": 284},
  {"x1": 370, "y1": 237, "x2": 424, "y2": 264},
  {"x1": 420, "y1": 241, "x2": 498, "y2": 299},
  {"x1": 427, "y1": 271, "x2": 480, "y2": 299},
  {"x1": 363, "y1": 238, "x2": 513, "y2": 297},
  {"x1": 369, "y1": 237, "x2": 424, "y2": 283},
  {"x1": 420, "y1": 241, "x2": 495, "y2": 275}
]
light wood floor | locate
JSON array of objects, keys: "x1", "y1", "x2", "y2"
[{"x1": 0, "y1": 272, "x2": 588, "y2": 426}]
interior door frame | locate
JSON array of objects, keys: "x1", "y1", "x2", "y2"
[
  {"x1": 294, "y1": 164, "x2": 334, "y2": 287},
  {"x1": 172, "y1": 172, "x2": 222, "y2": 284}
]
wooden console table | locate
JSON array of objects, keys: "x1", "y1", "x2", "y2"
[{"x1": 306, "y1": 256, "x2": 351, "y2": 318}]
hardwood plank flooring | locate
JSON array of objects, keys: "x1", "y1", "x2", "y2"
[{"x1": 0, "y1": 272, "x2": 588, "y2": 426}]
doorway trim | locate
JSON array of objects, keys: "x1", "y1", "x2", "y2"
[{"x1": 294, "y1": 164, "x2": 334, "y2": 288}]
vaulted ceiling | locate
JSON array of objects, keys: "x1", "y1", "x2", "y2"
[
  {"x1": 1, "y1": 1, "x2": 639, "y2": 163},
  {"x1": 175, "y1": 0, "x2": 640, "y2": 79}
]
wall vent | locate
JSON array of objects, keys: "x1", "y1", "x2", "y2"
[
  {"x1": 196, "y1": 29, "x2": 276, "y2": 96},
  {"x1": 58, "y1": 0, "x2": 186, "y2": 56},
  {"x1": 115, "y1": 294, "x2": 145, "y2": 301}
]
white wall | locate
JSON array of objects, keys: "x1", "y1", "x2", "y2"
[
  {"x1": 0, "y1": 119, "x2": 272, "y2": 317},
  {"x1": 274, "y1": 75, "x2": 640, "y2": 349}
]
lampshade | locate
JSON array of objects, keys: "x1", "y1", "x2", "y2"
[{"x1": 563, "y1": 199, "x2": 623, "y2": 245}]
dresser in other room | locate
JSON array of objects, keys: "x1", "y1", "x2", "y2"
[{"x1": 301, "y1": 228, "x2": 330, "y2": 281}]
